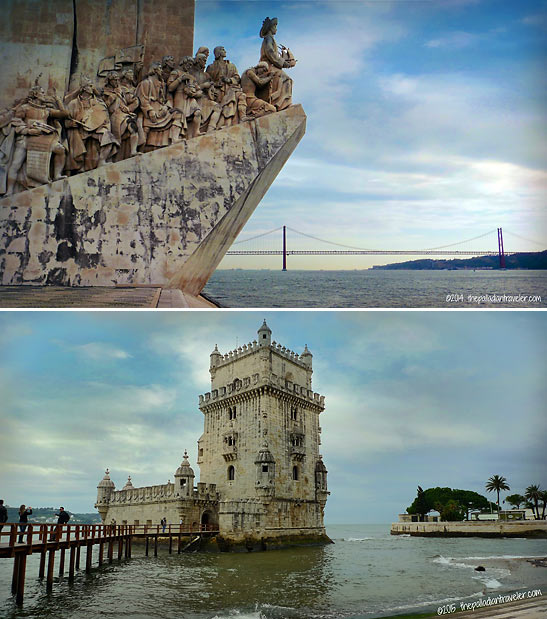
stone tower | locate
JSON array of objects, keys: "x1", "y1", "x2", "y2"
[{"x1": 198, "y1": 321, "x2": 329, "y2": 544}]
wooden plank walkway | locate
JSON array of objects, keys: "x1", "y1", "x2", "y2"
[
  {"x1": 0, "y1": 286, "x2": 220, "y2": 308},
  {"x1": 0, "y1": 523, "x2": 218, "y2": 605}
]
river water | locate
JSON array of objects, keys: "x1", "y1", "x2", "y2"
[
  {"x1": 202, "y1": 269, "x2": 547, "y2": 308},
  {"x1": 1, "y1": 524, "x2": 545, "y2": 618}
]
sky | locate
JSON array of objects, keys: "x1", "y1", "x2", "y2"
[
  {"x1": 192, "y1": 0, "x2": 547, "y2": 269},
  {"x1": 0, "y1": 310, "x2": 545, "y2": 523}
]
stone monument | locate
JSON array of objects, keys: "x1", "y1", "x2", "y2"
[
  {"x1": 95, "y1": 321, "x2": 330, "y2": 550},
  {"x1": 0, "y1": 4, "x2": 304, "y2": 303}
]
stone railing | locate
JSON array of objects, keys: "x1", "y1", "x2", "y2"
[{"x1": 107, "y1": 482, "x2": 219, "y2": 504}]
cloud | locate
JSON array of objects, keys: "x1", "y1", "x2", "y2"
[
  {"x1": 425, "y1": 31, "x2": 478, "y2": 49},
  {"x1": 71, "y1": 342, "x2": 132, "y2": 361}
]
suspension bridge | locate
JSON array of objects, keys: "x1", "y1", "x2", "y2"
[{"x1": 226, "y1": 226, "x2": 543, "y2": 270}]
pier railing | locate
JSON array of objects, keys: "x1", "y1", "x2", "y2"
[{"x1": 0, "y1": 522, "x2": 219, "y2": 605}]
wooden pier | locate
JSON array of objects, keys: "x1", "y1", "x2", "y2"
[{"x1": 0, "y1": 522, "x2": 218, "y2": 605}]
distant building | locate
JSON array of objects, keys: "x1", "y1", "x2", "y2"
[{"x1": 95, "y1": 321, "x2": 330, "y2": 547}]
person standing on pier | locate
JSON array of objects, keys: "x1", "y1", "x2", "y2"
[
  {"x1": 0, "y1": 500, "x2": 7, "y2": 533},
  {"x1": 161, "y1": 517, "x2": 167, "y2": 533},
  {"x1": 50, "y1": 506, "x2": 70, "y2": 540},
  {"x1": 18, "y1": 505, "x2": 32, "y2": 542}
]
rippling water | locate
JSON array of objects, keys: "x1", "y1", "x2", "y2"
[
  {"x1": 1, "y1": 525, "x2": 545, "y2": 618},
  {"x1": 202, "y1": 270, "x2": 547, "y2": 308}
]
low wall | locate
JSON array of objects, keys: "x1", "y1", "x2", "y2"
[{"x1": 391, "y1": 521, "x2": 547, "y2": 538}]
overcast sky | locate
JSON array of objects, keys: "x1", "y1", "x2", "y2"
[
  {"x1": 192, "y1": 0, "x2": 547, "y2": 269},
  {"x1": 0, "y1": 310, "x2": 544, "y2": 523}
]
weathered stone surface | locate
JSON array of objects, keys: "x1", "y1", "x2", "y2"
[
  {"x1": 0, "y1": 0, "x2": 194, "y2": 110},
  {"x1": 0, "y1": 105, "x2": 306, "y2": 294}
]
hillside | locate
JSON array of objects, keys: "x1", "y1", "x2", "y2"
[
  {"x1": 372, "y1": 251, "x2": 547, "y2": 270},
  {"x1": 3, "y1": 506, "x2": 101, "y2": 525}
]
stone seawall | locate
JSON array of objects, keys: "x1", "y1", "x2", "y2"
[{"x1": 391, "y1": 521, "x2": 547, "y2": 538}]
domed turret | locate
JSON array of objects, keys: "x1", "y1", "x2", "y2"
[
  {"x1": 174, "y1": 450, "x2": 195, "y2": 498},
  {"x1": 255, "y1": 441, "x2": 275, "y2": 497},
  {"x1": 315, "y1": 457, "x2": 328, "y2": 494},
  {"x1": 95, "y1": 469, "x2": 115, "y2": 523},
  {"x1": 210, "y1": 344, "x2": 222, "y2": 368},
  {"x1": 96, "y1": 469, "x2": 115, "y2": 503},
  {"x1": 122, "y1": 475, "x2": 134, "y2": 490},
  {"x1": 258, "y1": 319, "x2": 272, "y2": 347},
  {"x1": 300, "y1": 344, "x2": 313, "y2": 368}
]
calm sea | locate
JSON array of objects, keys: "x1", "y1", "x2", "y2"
[
  {"x1": 202, "y1": 269, "x2": 547, "y2": 308},
  {"x1": 1, "y1": 524, "x2": 545, "y2": 618}
]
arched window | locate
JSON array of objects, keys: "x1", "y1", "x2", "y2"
[
  {"x1": 228, "y1": 465, "x2": 235, "y2": 480},
  {"x1": 292, "y1": 465, "x2": 299, "y2": 481}
]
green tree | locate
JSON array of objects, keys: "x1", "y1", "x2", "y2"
[
  {"x1": 525, "y1": 485, "x2": 541, "y2": 520},
  {"x1": 485, "y1": 475, "x2": 510, "y2": 512},
  {"x1": 412, "y1": 486, "x2": 429, "y2": 522},
  {"x1": 505, "y1": 494, "x2": 526, "y2": 509},
  {"x1": 435, "y1": 500, "x2": 465, "y2": 522},
  {"x1": 407, "y1": 487, "x2": 490, "y2": 518}
]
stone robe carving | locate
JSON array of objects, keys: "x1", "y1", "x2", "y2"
[
  {"x1": 241, "y1": 63, "x2": 276, "y2": 118},
  {"x1": 191, "y1": 54, "x2": 221, "y2": 133},
  {"x1": 65, "y1": 80, "x2": 118, "y2": 172},
  {"x1": 259, "y1": 17, "x2": 295, "y2": 111},
  {"x1": 103, "y1": 71, "x2": 140, "y2": 161},
  {"x1": 1, "y1": 86, "x2": 68, "y2": 195},
  {"x1": 167, "y1": 56, "x2": 202, "y2": 139},
  {"x1": 136, "y1": 63, "x2": 180, "y2": 150},
  {"x1": 207, "y1": 47, "x2": 246, "y2": 128}
]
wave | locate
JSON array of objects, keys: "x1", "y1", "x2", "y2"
[{"x1": 431, "y1": 555, "x2": 510, "y2": 589}]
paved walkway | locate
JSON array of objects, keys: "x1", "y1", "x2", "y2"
[{"x1": 0, "y1": 286, "x2": 219, "y2": 308}]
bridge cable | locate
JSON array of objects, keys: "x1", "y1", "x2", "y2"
[
  {"x1": 286, "y1": 226, "x2": 498, "y2": 253},
  {"x1": 502, "y1": 230, "x2": 546, "y2": 247},
  {"x1": 422, "y1": 229, "x2": 497, "y2": 251},
  {"x1": 232, "y1": 226, "x2": 283, "y2": 245}
]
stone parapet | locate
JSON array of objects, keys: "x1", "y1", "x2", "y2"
[
  {"x1": 108, "y1": 482, "x2": 218, "y2": 505},
  {"x1": 199, "y1": 377, "x2": 324, "y2": 410},
  {"x1": 390, "y1": 521, "x2": 547, "y2": 538},
  {"x1": 214, "y1": 340, "x2": 309, "y2": 369}
]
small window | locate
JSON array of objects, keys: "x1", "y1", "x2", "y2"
[
  {"x1": 263, "y1": 334, "x2": 266, "y2": 339},
  {"x1": 290, "y1": 407, "x2": 298, "y2": 421},
  {"x1": 181, "y1": 479, "x2": 186, "y2": 488},
  {"x1": 199, "y1": 448, "x2": 203, "y2": 457},
  {"x1": 292, "y1": 466, "x2": 299, "y2": 481},
  {"x1": 262, "y1": 464, "x2": 269, "y2": 473},
  {"x1": 228, "y1": 465, "x2": 235, "y2": 480}
]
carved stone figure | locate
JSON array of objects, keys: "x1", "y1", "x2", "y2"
[
  {"x1": 195, "y1": 46, "x2": 209, "y2": 62},
  {"x1": 206, "y1": 46, "x2": 240, "y2": 100},
  {"x1": 259, "y1": 17, "x2": 295, "y2": 111},
  {"x1": 191, "y1": 54, "x2": 221, "y2": 133},
  {"x1": 136, "y1": 62, "x2": 181, "y2": 151},
  {"x1": 167, "y1": 56, "x2": 202, "y2": 139},
  {"x1": 240, "y1": 63, "x2": 276, "y2": 118},
  {"x1": 65, "y1": 76, "x2": 118, "y2": 173},
  {"x1": 103, "y1": 71, "x2": 140, "y2": 161},
  {"x1": 1, "y1": 83, "x2": 69, "y2": 195},
  {"x1": 161, "y1": 55, "x2": 176, "y2": 83}
]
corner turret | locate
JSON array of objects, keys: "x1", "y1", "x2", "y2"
[
  {"x1": 258, "y1": 319, "x2": 272, "y2": 347},
  {"x1": 95, "y1": 469, "x2": 115, "y2": 523},
  {"x1": 255, "y1": 441, "x2": 275, "y2": 499},
  {"x1": 210, "y1": 344, "x2": 222, "y2": 368},
  {"x1": 301, "y1": 344, "x2": 313, "y2": 369},
  {"x1": 174, "y1": 450, "x2": 195, "y2": 498}
]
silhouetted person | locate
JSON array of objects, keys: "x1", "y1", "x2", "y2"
[
  {"x1": 0, "y1": 499, "x2": 7, "y2": 534},
  {"x1": 18, "y1": 505, "x2": 32, "y2": 542}
]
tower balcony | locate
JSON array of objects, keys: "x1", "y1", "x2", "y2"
[
  {"x1": 290, "y1": 445, "x2": 306, "y2": 461},
  {"x1": 222, "y1": 445, "x2": 238, "y2": 462}
]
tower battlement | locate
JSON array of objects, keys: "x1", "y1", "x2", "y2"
[{"x1": 198, "y1": 376, "x2": 324, "y2": 409}]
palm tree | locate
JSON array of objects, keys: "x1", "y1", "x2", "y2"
[
  {"x1": 540, "y1": 491, "x2": 547, "y2": 520},
  {"x1": 485, "y1": 475, "x2": 510, "y2": 514},
  {"x1": 525, "y1": 485, "x2": 541, "y2": 520}
]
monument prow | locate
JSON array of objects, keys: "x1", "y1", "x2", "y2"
[{"x1": 0, "y1": 105, "x2": 305, "y2": 294}]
